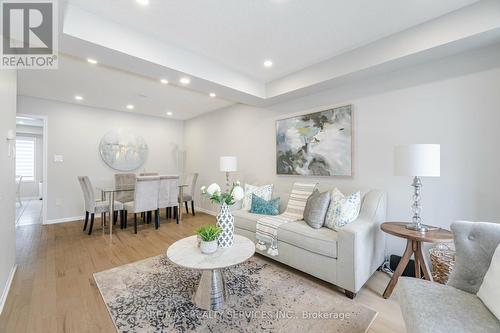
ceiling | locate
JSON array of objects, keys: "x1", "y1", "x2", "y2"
[
  {"x1": 17, "y1": 0, "x2": 500, "y2": 119},
  {"x1": 18, "y1": 55, "x2": 233, "y2": 120},
  {"x1": 66, "y1": 0, "x2": 478, "y2": 82}
]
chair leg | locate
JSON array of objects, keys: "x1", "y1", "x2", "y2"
[
  {"x1": 176, "y1": 206, "x2": 179, "y2": 224},
  {"x1": 191, "y1": 201, "x2": 195, "y2": 216},
  {"x1": 113, "y1": 211, "x2": 117, "y2": 225},
  {"x1": 147, "y1": 211, "x2": 152, "y2": 224},
  {"x1": 124, "y1": 210, "x2": 128, "y2": 229},
  {"x1": 155, "y1": 209, "x2": 160, "y2": 229},
  {"x1": 185, "y1": 201, "x2": 189, "y2": 214},
  {"x1": 83, "y1": 211, "x2": 89, "y2": 231},
  {"x1": 88, "y1": 213, "x2": 95, "y2": 235},
  {"x1": 134, "y1": 213, "x2": 138, "y2": 234},
  {"x1": 166, "y1": 207, "x2": 171, "y2": 219}
]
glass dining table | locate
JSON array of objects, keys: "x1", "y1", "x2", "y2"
[{"x1": 97, "y1": 183, "x2": 189, "y2": 238}]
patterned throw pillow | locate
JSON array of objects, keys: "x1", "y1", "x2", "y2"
[
  {"x1": 242, "y1": 184, "x2": 273, "y2": 211},
  {"x1": 324, "y1": 188, "x2": 361, "y2": 231},
  {"x1": 249, "y1": 194, "x2": 280, "y2": 216},
  {"x1": 303, "y1": 189, "x2": 331, "y2": 229},
  {"x1": 282, "y1": 182, "x2": 318, "y2": 221}
]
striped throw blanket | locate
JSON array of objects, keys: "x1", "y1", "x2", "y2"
[{"x1": 256, "y1": 182, "x2": 317, "y2": 256}]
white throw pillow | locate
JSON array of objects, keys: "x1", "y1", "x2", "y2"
[
  {"x1": 477, "y1": 244, "x2": 500, "y2": 321},
  {"x1": 324, "y1": 188, "x2": 361, "y2": 231},
  {"x1": 242, "y1": 184, "x2": 273, "y2": 211}
]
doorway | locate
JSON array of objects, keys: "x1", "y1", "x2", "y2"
[{"x1": 15, "y1": 114, "x2": 47, "y2": 225}]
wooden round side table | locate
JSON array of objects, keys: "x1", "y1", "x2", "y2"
[{"x1": 381, "y1": 222, "x2": 453, "y2": 299}]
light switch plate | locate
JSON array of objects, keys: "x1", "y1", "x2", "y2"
[{"x1": 54, "y1": 154, "x2": 63, "y2": 162}]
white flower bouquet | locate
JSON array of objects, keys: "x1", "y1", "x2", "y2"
[{"x1": 200, "y1": 181, "x2": 244, "y2": 206}]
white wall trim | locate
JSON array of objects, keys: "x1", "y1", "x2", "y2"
[
  {"x1": 195, "y1": 206, "x2": 217, "y2": 216},
  {"x1": 45, "y1": 215, "x2": 84, "y2": 224},
  {"x1": 17, "y1": 113, "x2": 48, "y2": 225},
  {"x1": 20, "y1": 196, "x2": 40, "y2": 201},
  {"x1": 0, "y1": 265, "x2": 17, "y2": 315}
]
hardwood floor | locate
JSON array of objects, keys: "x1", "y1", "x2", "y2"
[{"x1": 0, "y1": 212, "x2": 406, "y2": 333}]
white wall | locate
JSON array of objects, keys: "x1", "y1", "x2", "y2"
[
  {"x1": 16, "y1": 125, "x2": 43, "y2": 199},
  {"x1": 17, "y1": 96, "x2": 184, "y2": 223},
  {"x1": 0, "y1": 70, "x2": 17, "y2": 312},
  {"x1": 184, "y1": 44, "x2": 500, "y2": 255}
]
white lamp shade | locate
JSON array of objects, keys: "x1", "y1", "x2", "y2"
[
  {"x1": 394, "y1": 144, "x2": 440, "y2": 177},
  {"x1": 220, "y1": 156, "x2": 237, "y2": 172}
]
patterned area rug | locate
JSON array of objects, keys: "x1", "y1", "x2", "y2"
[{"x1": 94, "y1": 255, "x2": 377, "y2": 332}]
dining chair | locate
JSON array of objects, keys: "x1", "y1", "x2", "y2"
[
  {"x1": 114, "y1": 173, "x2": 136, "y2": 224},
  {"x1": 16, "y1": 176, "x2": 23, "y2": 207},
  {"x1": 123, "y1": 176, "x2": 160, "y2": 234},
  {"x1": 181, "y1": 173, "x2": 198, "y2": 216},
  {"x1": 140, "y1": 172, "x2": 159, "y2": 176},
  {"x1": 158, "y1": 175, "x2": 180, "y2": 224},
  {"x1": 77, "y1": 176, "x2": 124, "y2": 235}
]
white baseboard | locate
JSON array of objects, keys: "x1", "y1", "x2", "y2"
[
  {"x1": 45, "y1": 215, "x2": 85, "y2": 224},
  {"x1": 195, "y1": 206, "x2": 217, "y2": 216},
  {"x1": 0, "y1": 265, "x2": 17, "y2": 315}
]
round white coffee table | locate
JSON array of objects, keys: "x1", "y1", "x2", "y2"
[{"x1": 166, "y1": 234, "x2": 255, "y2": 310}]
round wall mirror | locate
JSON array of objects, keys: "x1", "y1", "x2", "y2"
[{"x1": 99, "y1": 130, "x2": 148, "y2": 171}]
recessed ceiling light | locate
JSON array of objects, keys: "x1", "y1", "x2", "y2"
[
  {"x1": 87, "y1": 58, "x2": 98, "y2": 65},
  {"x1": 166, "y1": 111, "x2": 173, "y2": 116},
  {"x1": 263, "y1": 60, "x2": 273, "y2": 68},
  {"x1": 160, "y1": 78, "x2": 169, "y2": 84},
  {"x1": 180, "y1": 77, "x2": 190, "y2": 85},
  {"x1": 19, "y1": 121, "x2": 25, "y2": 124},
  {"x1": 74, "y1": 95, "x2": 83, "y2": 101},
  {"x1": 136, "y1": 0, "x2": 149, "y2": 5},
  {"x1": 209, "y1": 92, "x2": 216, "y2": 98},
  {"x1": 126, "y1": 104, "x2": 135, "y2": 110}
]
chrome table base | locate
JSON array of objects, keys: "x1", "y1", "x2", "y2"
[{"x1": 193, "y1": 269, "x2": 228, "y2": 311}]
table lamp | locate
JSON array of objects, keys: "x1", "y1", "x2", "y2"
[
  {"x1": 220, "y1": 156, "x2": 237, "y2": 189},
  {"x1": 394, "y1": 144, "x2": 440, "y2": 232}
]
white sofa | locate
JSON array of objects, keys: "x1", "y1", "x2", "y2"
[{"x1": 233, "y1": 187, "x2": 387, "y2": 298}]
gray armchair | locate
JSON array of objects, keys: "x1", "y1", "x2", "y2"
[{"x1": 397, "y1": 221, "x2": 500, "y2": 333}]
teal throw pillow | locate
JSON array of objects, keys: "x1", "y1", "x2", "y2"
[{"x1": 250, "y1": 193, "x2": 280, "y2": 215}]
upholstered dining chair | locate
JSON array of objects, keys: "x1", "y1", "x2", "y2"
[
  {"x1": 77, "y1": 176, "x2": 124, "y2": 235},
  {"x1": 114, "y1": 173, "x2": 136, "y2": 203},
  {"x1": 123, "y1": 176, "x2": 160, "y2": 234},
  {"x1": 181, "y1": 173, "x2": 198, "y2": 216},
  {"x1": 158, "y1": 175, "x2": 180, "y2": 224}
]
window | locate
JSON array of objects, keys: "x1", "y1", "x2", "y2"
[{"x1": 16, "y1": 137, "x2": 35, "y2": 181}]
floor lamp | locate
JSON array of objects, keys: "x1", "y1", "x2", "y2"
[{"x1": 394, "y1": 144, "x2": 440, "y2": 232}]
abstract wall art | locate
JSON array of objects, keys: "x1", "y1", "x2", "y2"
[
  {"x1": 99, "y1": 130, "x2": 148, "y2": 171},
  {"x1": 276, "y1": 105, "x2": 352, "y2": 176}
]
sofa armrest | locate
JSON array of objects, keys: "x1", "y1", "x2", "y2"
[{"x1": 336, "y1": 190, "x2": 387, "y2": 293}]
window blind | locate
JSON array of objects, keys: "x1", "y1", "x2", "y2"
[{"x1": 16, "y1": 137, "x2": 35, "y2": 181}]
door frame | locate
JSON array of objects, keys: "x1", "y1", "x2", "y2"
[{"x1": 16, "y1": 113, "x2": 48, "y2": 224}]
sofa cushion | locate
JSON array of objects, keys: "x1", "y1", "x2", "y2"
[
  {"x1": 477, "y1": 244, "x2": 500, "y2": 321},
  {"x1": 249, "y1": 194, "x2": 280, "y2": 215},
  {"x1": 233, "y1": 209, "x2": 263, "y2": 233},
  {"x1": 303, "y1": 189, "x2": 331, "y2": 229},
  {"x1": 324, "y1": 188, "x2": 361, "y2": 231},
  {"x1": 242, "y1": 184, "x2": 273, "y2": 211},
  {"x1": 277, "y1": 220, "x2": 337, "y2": 258},
  {"x1": 397, "y1": 277, "x2": 500, "y2": 333}
]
